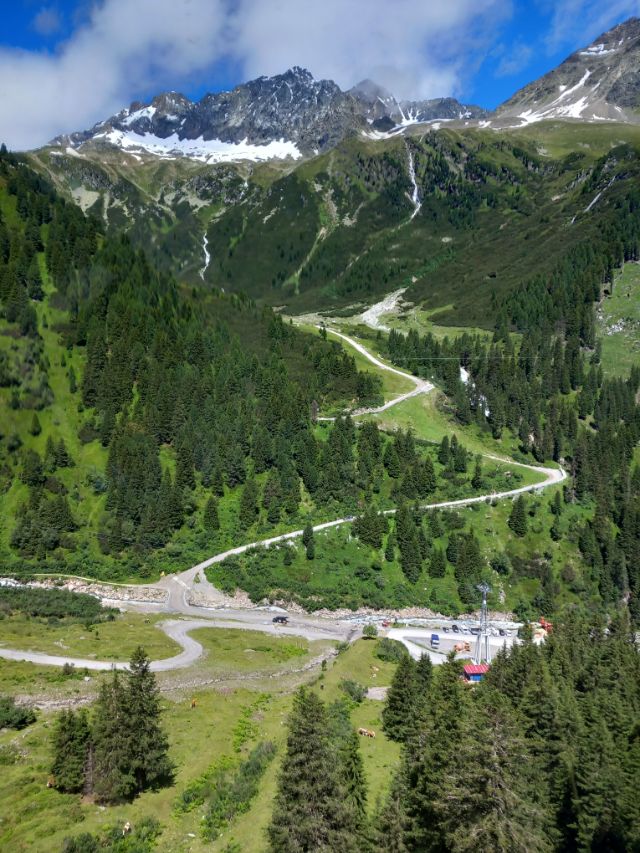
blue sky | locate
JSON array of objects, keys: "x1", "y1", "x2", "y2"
[{"x1": 1, "y1": 0, "x2": 639, "y2": 148}]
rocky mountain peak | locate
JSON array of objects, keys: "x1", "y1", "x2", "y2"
[
  {"x1": 497, "y1": 16, "x2": 640, "y2": 125},
  {"x1": 51, "y1": 66, "x2": 486, "y2": 163}
]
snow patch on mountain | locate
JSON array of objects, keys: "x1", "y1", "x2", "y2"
[
  {"x1": 92, "y1": 129, "x2": 302, "y2": 163},
  {"x1": 121, "y1": 106, "x2": 157, "y2": 126}
]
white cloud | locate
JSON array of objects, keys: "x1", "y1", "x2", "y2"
[
  {"x1": 540, "y1": 0, "x2": 640, "y2": 53},
  {"x1": 494, "y1": 41, "x2": 534, "y2": 77},
  {"x1": 32, "y1": 7, "x2": 63, "y2": 37},
  {"x1": 230, "y1": 0, "x2": 510, "y2": 100},
  {"x1": 0, "y1": 0, "x2": 511, "y2": 150},
  {"x1": 0, "y1": 0, "x2": 229, "y2": 150}
]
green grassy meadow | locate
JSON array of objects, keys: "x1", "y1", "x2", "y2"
[
  {"x1": 0, "y1": 612, "x2": 180, "y2": 661},
  {"x1": 0, "y1": 635, "x2": 398, "y2": 853},
  {"x1": 597, "y1": 262, "x2": 640, "y2": 376}
]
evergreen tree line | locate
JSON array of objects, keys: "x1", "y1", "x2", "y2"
[
  {"x1": 270, "y1": 610, "x2": 640, "y2": 852},
  {"x1": 0, "y1": 153, "x2": 385, "y2": 564},
  {"x1": 375, "y1": 608, "x2": 640, "y2": 852},
  {"x1": 0, "y1": 148, "x2": 100, "y2": 335}
]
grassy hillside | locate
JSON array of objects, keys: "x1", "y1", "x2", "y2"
[
  {"x1": 0, "y1": 628, "x2": 358, "y2": 853},
  {"x1": 597, "y1": 261, "x2": 640, "y2": 376},
  {"x1": 31, "y1": 123, "x2": 640, "y2": 331}
]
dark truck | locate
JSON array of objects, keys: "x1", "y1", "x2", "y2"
[{"x1": 272, "y1": 615, "x2": 289, "y2": 625}]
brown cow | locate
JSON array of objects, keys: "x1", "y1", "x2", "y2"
[
  {"x1": 190, "y1": 698, "x2": 197, "y2": 709},
  {"x1": 358, "y1": 727, "x2": 376, "y2": 738}
]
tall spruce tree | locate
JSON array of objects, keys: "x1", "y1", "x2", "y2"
[
  {"x1": 268, "y1": 688, "x2": 357, "y2": 852},
  {"x1": 404, "y1": 656, "x2": 468, "y2": 850},
  {"x1": 92, "y1": 671, "x2": 134, "y2": 802},
  {"x1": 433, "y1": 694, "x2": 552, "y2": 853},
  {"x1": 203, "y1": 495, "x2": 220, "y2": 531},
  {"x1": 125, "y1": 647, "x2": 173, "y2": 794},
  {"x1": 239, "y1": 477, "x2": 259, "y2": 529},
  {"x1": 508, "y1": 496, "x2": 528, "y2": 537},
  {"x1": 382, "y1": 655, "x2": 417, "y2": 743},
  {"x1": 51, "y1": 709, "x2": 91, "y2": 793},
  {"x1": 92, "y1": 648, "x2": 172, "y2": 802}
]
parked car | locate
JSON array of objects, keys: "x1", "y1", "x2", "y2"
[
  {"x1": 272, "y1": 616, "x2": 289, "y2": 625},
  {"x1": 498, "y1": 628, "x2": 507, "y2": 637},
  {"x1": 452, "y1": 624, "x2": 460, "y2": 633}
]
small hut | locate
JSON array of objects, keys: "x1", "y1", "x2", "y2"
[{"x1": 463, "y1": 663, "x2": 490, "y2": 683}]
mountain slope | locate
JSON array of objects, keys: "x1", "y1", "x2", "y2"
[
  {"x1": 30, "y1": 120, "x2": 640, "y2": 328},
  {"x1": 498, "y1": 17, "x2": 640, "y2": 125},
  {"x1": 0, "y1": 151, "x2": 387, "y2": 578}
]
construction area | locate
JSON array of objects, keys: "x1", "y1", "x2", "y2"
[{"x1": 384, "y1": 585, "x2": 552, "y2": 671}]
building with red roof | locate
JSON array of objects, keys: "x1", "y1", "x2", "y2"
[{"x1": 462, "y1": 663, "x2": 490, "y2": 682}]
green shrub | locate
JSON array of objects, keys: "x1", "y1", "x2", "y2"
[
  {"x1": 0, "y1": 744, "x2": 20, "y2": 765},
  {"x1": 0, "y1": 696, "x2": 36, "y2": 729},
  {"x1": 177, "y1": 743, "x2": 276, "y2": 840},
  {"x1": 0, "y1": 586, "x2": 115, "y2": 623},
  {"x1": 61, "y1": 817, "x2": 161, "y2": 852},
  {"x1": 339, "y1": 679, "x2": 367, "y2": 703},
  {"x1": 375, "y1": 638, "x2": 408, "y2": 663}
]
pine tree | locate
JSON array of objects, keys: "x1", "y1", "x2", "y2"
[
  {"x1": 471, "y1": 456, "x2": 483, "y2": 489},
  {"x1": 375, "y1": 769, "x2": 410, "y2": 853},
  {"x1": 395, "y1": 504, "x2": 422, "y2": 584},
  {"x1": 210, "y1": 465, "x2": 225, "y2": 496},
  {"x1": 92, "y1": 671, "x2": 134, "y2": 802},
  {"x1": 437, "y1": 435, "x2": 450, "y2": 465},
  {"x1": 268, "y1": 689, "x2": 356, "y2": 852},
  {"x1": 508, "y1": 496, "x2": 528, "y2": 537},
  {"x1": 51, "y1": 709, "x2": 91, "y2": 793},
  {"x1": 415, "y1": 654, "x2": 433, "y2": 699},
  {"x1": 382, "y1": 655, "x2": 416, "y2": 742},
  {"x1": 55, "y1": 438, "x2": 72, "y2": 468},
  {"x1": 428, "y1": 546, "x2": 446, "y2": 578},
  {"x1": 434, "y1": 694, "x2": 552, "y2": 853},
  {"x1": 239, "y1": 478, "x2": 259, "y2": 529},
  {"x1": 125, "y1": 647, "x2": 173, "y2": 794},
  {"x1": 29, "y1": 413, "x2": 41, "y2": 436},
  {"x1": 385, "y1": 536, "x2": 395, "y2": 562},
  {"x1": 302, "y1": 522, "x2": 314, "y2": 548},
  {"x1": 454, "y1": 443, "x2": 468, "y2": 473},
  {"x1": 429, "y1": 510, "x2": 443, "y2": 538},
  {"x1": 341, "y1": 730, "x2": 368, "y2": 830},
  {"x1": 405, "y1": 657, "x2": 468, "y2": 850},
  {"x1": 203, "y1": 495, "x2": 220, "y2": 532},
  {"x1": 175, "y1": 440, "x2": 196, "y2": 492}
]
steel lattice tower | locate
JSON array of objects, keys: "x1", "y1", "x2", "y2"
[{"x1": 474, "y1": 582, "x2": 491, "y2": 664}]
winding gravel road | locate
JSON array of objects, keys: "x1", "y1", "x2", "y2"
[
  {"x1": 0, "y1": 330, "x2": 565, "y2": 673},
  {"x1": 317, "y1": 327, "x2": 434, "y2": 419}
]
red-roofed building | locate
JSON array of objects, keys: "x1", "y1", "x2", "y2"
[{"x1": 463, "y1": 663, "x2": 490, "y2": 682}]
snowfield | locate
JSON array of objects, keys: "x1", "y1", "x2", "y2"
[{"x1": 91, "y1": 129, "x2": 302, "y2": 163}]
